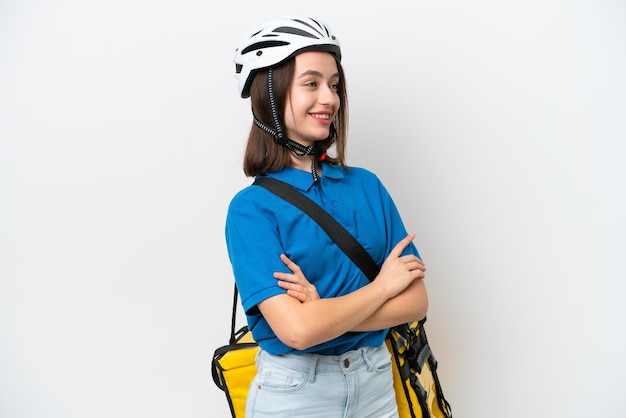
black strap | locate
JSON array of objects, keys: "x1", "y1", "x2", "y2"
[
  {"x1": 229, "y1": 284, "x2": 239, "y2": 345},
  {"x1": 254, "y1": 177, "x2": 380, "y2": 281}
]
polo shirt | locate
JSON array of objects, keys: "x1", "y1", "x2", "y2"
[{"x1": 225, "y1": 163, "x2": 420, "y2": 355}]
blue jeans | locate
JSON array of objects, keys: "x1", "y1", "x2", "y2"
[{"x1": 246, "y1": 343, "x2": 399, "y2": 417}]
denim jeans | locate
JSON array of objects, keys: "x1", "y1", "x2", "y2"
[{"x1": 246, "y1": 343, "x2": 399, "y2": 417}]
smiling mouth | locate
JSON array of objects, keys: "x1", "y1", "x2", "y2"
[{"x1": 310, "y1": 113, "x2": 331, "y2": 120}]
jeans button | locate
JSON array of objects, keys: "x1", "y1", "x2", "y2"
[{"x1": 343, "y1": 359, "x2": 350, "y2": 368}]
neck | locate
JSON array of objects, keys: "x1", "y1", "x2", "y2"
[{"x1": 290, "y1": 153, "x2": 317, "y2": 172}]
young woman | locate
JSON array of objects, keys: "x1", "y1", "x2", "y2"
[{"x1": 226, "y1": 16, "x2": 429, "y2": 417}]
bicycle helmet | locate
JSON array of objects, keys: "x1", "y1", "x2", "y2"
[{"x1": 234, "y1": 16, "x2": 341, "y2": 98}]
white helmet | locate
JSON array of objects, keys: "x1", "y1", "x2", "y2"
[{"x1": 234, "y1": 16, "x2": 341, "y2": 98}]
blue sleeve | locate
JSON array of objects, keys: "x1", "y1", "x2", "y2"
[
  {"x1": 225, "y1": 187, "x2": 287, "y2": 315},
  {"x1": 376, "y1": 176, "x2": 422, "y2": 261}
]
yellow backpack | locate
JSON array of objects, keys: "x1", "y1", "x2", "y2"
[{"x1": 211, "y1": 314, "x2": 256, "y2": 418}]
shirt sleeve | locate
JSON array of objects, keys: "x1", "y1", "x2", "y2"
[
  {"x1": 376, "y1": 175, "x2": 422, "y2": 261},
  {"x1": 225, "y1": 187, "x2": 288, "y2": 315}
]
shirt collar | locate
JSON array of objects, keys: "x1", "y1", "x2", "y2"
[{"x1": 258, "y1": 163, "x2": 345, "y2": 191}]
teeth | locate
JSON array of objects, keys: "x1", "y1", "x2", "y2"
[{"x1": 311, "y1": 114, "x2": 330, "y2": 120}]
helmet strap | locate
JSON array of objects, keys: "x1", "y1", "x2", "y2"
[{"x1": 253, "y1": 67, "x2": 323, "y2": 182}]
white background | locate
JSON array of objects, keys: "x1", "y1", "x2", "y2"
[{"x1": 1, "y1": 1, "x2": 625, "y2": 417}]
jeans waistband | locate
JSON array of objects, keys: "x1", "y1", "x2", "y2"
[{"x1": 257, "y1": 343, "x2": 387, "y2": 379}]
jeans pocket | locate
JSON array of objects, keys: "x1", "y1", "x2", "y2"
[
  {"x1": 257, "y1": 362, "x2": 308, "y2": 393},
  {"x1": 368, "y1": 345, "x2": 393, "y2": 374}
]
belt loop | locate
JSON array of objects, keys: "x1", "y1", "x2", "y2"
[
  {"x1": 309, "y1": 354, "x2": 319, "y2": 383},
  {"x1": 362, "y1": 346, "x2": 375, "y2": 372}
]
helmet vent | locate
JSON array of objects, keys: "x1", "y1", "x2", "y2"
[
  {"x1": 273, "y1": 26, "x2": 319, "y2": 39},
  {"x1": 241, "y1": 40, "x2": 290, "y2": 55},
  {"x1": 292, "y1": 18, "x2": 325, "y2": 36}
]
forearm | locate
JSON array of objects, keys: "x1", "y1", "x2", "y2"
[
  {"x1": 350, "y1": 279, "x2": 428, "y2": 332},
  {"x1": 259, "y1": 279, "x2": 397, "y2": 350},
  {"x1": 261, "y1": 234, "x2": 424, "y2": 349}
]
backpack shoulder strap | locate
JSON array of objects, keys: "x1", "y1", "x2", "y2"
[{"x1": 253, "y1": 177, "x2": 379, "y2": 281}]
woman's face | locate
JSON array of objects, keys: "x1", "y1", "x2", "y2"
[{"x1": 283, "y1": 51, "x2": 340, "y2": 147}]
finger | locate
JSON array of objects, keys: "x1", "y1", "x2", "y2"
[
  {"x1": 389, "y1": 234, "x2": 415, "y2": 258},
  {"x1": 404, "y1": 262, "x2": 421, "y2": 273},
  {"x1": 279, "y1": 254, "x2": 303, "y2": 274},
  {"x1": 282, "y1": 284, "x2": 308, "y2": 298},
  {"x1": 286, "y1": 289, "x2": 309, "y2": 302},
  {"x1": 278, "y1": 280, "x2": 305, "y2": 292},
  {"x1": 274, "y1": 272, "x2": 298, "y2": 283},
  {"x1": 405, "y1": 259, "x2": 426, "y2": 271},
  {"x1": 277, "y1": 280, "x2": 307, "y2": 297},
  {"x1": 276, "y1": 280, "x2": 293, "y2": 289},
  {"x1": 274, "y1": 271, "x2": 308, "y2": 286},
  {"x1": 400, "y1": 254, "x2": 424, "y2": 265},
  {"x1": 280, "y1": 287, "x2": 308, "y2": 302}
]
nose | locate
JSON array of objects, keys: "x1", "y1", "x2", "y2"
[{"x1": 319, "y1": 84, "x2": 339, "y2": 107}]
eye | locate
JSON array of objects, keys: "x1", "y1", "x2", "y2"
[{"x1": 330, "y1": 83, "x2": 339, "y2": 91}]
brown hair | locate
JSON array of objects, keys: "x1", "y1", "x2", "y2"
[{"x1": 242, "y1": 54, "x2": 348, "y2": 177}]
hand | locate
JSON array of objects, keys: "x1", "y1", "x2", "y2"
[
  {"x1": 377, "y1": 234, "x2": 426, "y2": 297},
  {"x1": 274, "y1": 254, "x2": 320, "y2": 303}
]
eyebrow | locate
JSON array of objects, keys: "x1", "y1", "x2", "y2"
[{"x1": 297, "y1": 70, "x2": 340, "y2": 79}]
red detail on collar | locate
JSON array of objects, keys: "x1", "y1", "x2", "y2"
[{"x1": 317, "y1": 151, "x2": 327, "y2": 162}]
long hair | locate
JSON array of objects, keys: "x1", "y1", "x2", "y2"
[{"x1": 242, "y1": 54, "x2": 348, "y2": 177}]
